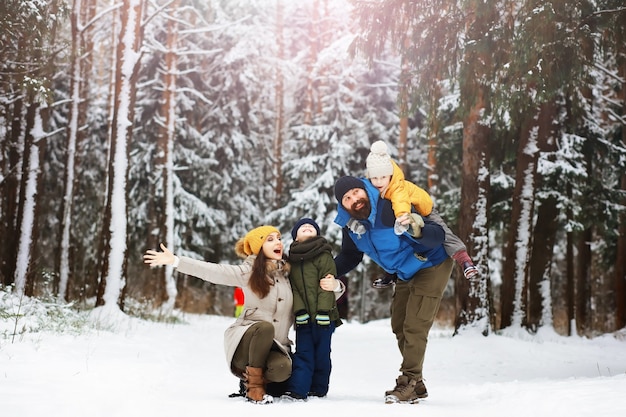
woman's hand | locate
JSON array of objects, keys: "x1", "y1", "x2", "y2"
[
  {"x1": 320, "y1": 274, "x2": 338, "y2": 291},
  {"x1": 143, "y1": 243, "x2": 175, "y2": 267}
]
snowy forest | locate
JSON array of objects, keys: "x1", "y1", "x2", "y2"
[{"x1": 0, "y1": 0, "x2": 625, "y2": 337}]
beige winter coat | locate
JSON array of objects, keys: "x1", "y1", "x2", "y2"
[{"x1": 176, "y1": 255, "x2": 294, "y2": 376}]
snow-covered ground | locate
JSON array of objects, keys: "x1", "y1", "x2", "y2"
[{"x1": 2, "y1": 307, "x2": 625, "y2": 417}]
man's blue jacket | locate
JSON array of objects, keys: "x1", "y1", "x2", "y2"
[{"x1": 333, "y1": 178, "x2": 448, "y2": 281}]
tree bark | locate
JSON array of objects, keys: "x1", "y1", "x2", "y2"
[
  {"x1": 425, "y1": 85, "x2": 440, "y2": 194},
  {"x1": 303, "y1": 0, "x2": 319, "y2": 126},
  {"x1": 526, "y1": 101, "x2": 558, "y2": 331},
  {"x1": 616, "y1": 172, "x2": 626, "y2": 330},
  {"x1": 576, "y1": 225, "x2": 592, "y2": 334},
  {"x1": 455, "y1": 0, "x2": 495, "y2": 334},
  {"x1": 14, "y1": 99, "x2": 40, "y2": 296},
  {"x1": 58, "y1": 0, "x2": 92, "y2": 300},
  {"x1": 0, "y1": 96, "x2": 23, "y2": 288},
  {"x1": 397, "y1": 52, "x2": 410, "y2": 173},
  {"x1": 149, "y1": 0, "x2": 180, "y2": 310},
  {"x1": 456, "y1": 86, "x2": 492, "y2": 334},
  {"x1": 13, "y1": 0, "x2": 59, "y2": 293},
  {"x1": 97, "y1": 0, "x2": 143, "y2": 309},
  {"x1": 500, "y1": 107, "x2": 542, "y2": 329},
  {"x1": 272, "y1": 0, "x2": 285, "y2": 209},
  {"x1": 614, "y1": 22, "x2": 626, "y2": 330},
  {"x1": 565, "y1": 184, "x2": 575, "y2": 335}
]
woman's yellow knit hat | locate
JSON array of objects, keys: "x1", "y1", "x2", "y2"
[{"x1": 234, "y1": 225, "x2": 280, "y2": 258}]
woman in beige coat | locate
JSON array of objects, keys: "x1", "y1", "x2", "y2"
[{"x1": 144, "y1": 225, "x2": 343, "y2": 404}]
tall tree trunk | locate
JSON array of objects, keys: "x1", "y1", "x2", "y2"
[
  {"x1": 58, "y1": 0, "x2": 89, "y2": 300},
  {"x1": 14, "y1": 99, "x2": 42, "y2": 296},
  {"x1": 576, "y1": 224, "x2": 592, "y2": 335},
  {"x1": 149, "y1": 0, "x2": 180, "y2": 310},
  {"x1": 527, "y1": 195, "x2": 558, "y2": 329},
  {"x1": 97, "y1": 0, "x2": 143, "y2": 310},
  {"x1": 0, "y1": 31, "x2": 32, "y2": 289},
  {"x1": 397, "y1": 110, "x2": 408, "y2": 172},
  {"x1": 526, "y1": 101, "x2": 558, "y2": 331},
  {"x1": 566, "y1": 183, "x2": 575, "y2": 335},
  {"x1": 13, "y1": 0, "x2": 59, "y2": 296},
  {"x1": 395, "y1": 10, "x2": 415, "y2": 175},
  {"x1": 455, "y1": 0, "x2": 495, "y2": 334},
  {"x1": 303, "y1": 0, "x2": 319, "y2": 126},
  {"x1": 67, "y1": 0, "x2": 97, "y2": 302},
  {"x1": 572, "y1": 13, "x2": 598, "y2": 334},
  {"x1": 500, "y1": 107, "x2": 542, "y2": 329},
  {"x1": 397, "y1": 52, "x2": 409, "y2": 172},
  {"x1": 617, "y1": 172, "x2": 626, "y2": 330},
  {"x1": 456, "y1": 86, "x2": 492, "y2": 334},
  {"x1": 94, "y1": 0, "x2": 120, "y2": 304},
  {"x1": 425, "y1": 83, "x2": 440, "y2": 194},
  {"x1": 272, "y1": 0, "x2": 284, "y2": 209},
  {"x1": 614, "y1": 22, "x2": 626, "y2": 330},
  {"x1": 0, "y1": 96, "x2": 23, "y2": 288}
]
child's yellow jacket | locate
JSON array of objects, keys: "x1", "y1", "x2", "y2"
[{"x1": 383, "y1": 161, "x2": 433, "y2": 217}]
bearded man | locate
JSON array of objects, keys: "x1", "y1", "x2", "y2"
[{"x1": 332, "y1": 175, "x2": 453, "y2": 404}]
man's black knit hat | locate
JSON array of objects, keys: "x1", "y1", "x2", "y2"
[{"x1": 334, "y1": 176, "x2": 365, "y2": 202}]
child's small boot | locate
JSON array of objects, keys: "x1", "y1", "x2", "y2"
[
  {"x1": 462, "y1": 261, "x2": 479, "y2": 279},
  {"x1": 452, "y1": 250, "x2": 479, "y2": 280}
]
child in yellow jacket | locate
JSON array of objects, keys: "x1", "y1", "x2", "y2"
[{"x1": 365, "y1": 140, "x2": 479, "y2": 287}]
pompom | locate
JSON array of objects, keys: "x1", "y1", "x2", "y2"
[
  {"x1": 234, "y1": 237, "x2": 248, "y2": 258},
  {"x1": 370, "y1": 140, "x2": 388, "y2": 155}
]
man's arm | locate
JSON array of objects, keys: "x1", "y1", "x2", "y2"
[
  {"x1": 405, "y1": 218, "x2": 445, "y2": 249},
  {"x1": 333, "y1": 228, "x2": 364, "y2": 276}
]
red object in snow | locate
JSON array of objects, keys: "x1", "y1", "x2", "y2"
[{"x1": 234, "y1": 287, "x2": 245, "y2": 305}]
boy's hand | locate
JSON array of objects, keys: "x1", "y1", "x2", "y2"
[
  {"x1": 393, "y1": 215, "x2": 410, "y2": 235},
  {"x1": 408, "y1": 213, "x2": 425, "y2": 237}
]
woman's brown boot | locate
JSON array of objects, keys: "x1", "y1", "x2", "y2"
[{"x1": 243, "y1": 366, "x2": 272, "y2": 404}]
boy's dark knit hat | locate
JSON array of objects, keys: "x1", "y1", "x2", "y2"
[
  {"x1": 334, "y1": 176, "x2": 365, "y2": 202},
  {"x1": 291, "y1": 218, "x2": 321, "y2": 239}
]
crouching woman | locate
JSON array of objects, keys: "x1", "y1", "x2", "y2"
[{"x1": 143, "y1": 225, "x2": 343, "y2": 404}]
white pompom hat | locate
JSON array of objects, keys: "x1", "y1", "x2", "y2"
[{"x1": 366, "y1": 140, "x2": 393, "y2": 178}]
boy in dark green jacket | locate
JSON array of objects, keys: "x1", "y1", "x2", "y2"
[{"x1": 282, "y1": 218, "x2": 342, "y2": 401}]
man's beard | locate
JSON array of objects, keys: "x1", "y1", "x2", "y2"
[{"x1": 346, "y1": 198, "x2": 371, "y2": 220}]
